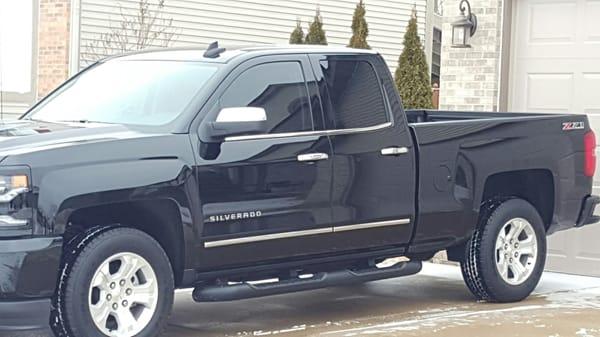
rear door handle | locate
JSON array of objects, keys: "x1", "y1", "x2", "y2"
[
  {"x1": 297, "y1": 153, "x2": 329, "y2": 162},
  {"x1": 381, "y1": 147, "x2": 409, "y2": 156}
]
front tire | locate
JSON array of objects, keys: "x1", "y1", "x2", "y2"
[
  {"x1": 461, "y1": 198, "x2": 547, "y2": 302},
  {"x1": 52, "y1": 227, "x2": 174, "y2": 337}
]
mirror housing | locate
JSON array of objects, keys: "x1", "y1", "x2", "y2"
[{"x1": 206, "y1": 107, "x2": 267, "y2": 140}]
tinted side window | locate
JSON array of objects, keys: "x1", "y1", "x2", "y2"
[
  {"x1": 319, "y1": 59, "x2": 388, "y2": 129},
  {"x1": 220, "y1": 62, "x2": 313, "y2": 133}
]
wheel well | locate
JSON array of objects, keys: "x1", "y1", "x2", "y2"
[
  {"x1": 64, "y1": 199, "x2": 185, "y2": 287},
  {"x1": 481, "y1": 169, "x2": 554, "y2": 229}
]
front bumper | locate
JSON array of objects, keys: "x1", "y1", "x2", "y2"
[
  {"x1": 0, "y1": 298, "x2": 51, "y2": 331},
  {"x1": 576, "y1": 195, "x2": 600, "y2": 227},
  {"x1": 0, "y1": 236, "x2": 62, "y2": 331}
]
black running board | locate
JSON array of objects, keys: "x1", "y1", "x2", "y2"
[{"x1": 192, "y1": 260, "x2": 422, "y2": 302}]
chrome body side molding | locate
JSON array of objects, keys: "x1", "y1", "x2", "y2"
[
  {"x1": 332, "y1": 219, "x2": 411, "y2": 232},
  {"x1": 204, "y1": 218, "x2": 411, "y2": 248},
  {"x1": 204, "y1": 228, "x2": 331, "y2": 248}
]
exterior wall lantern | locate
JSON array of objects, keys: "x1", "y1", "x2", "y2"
[{"x1": 451, "y1": 0, "x2": 478, "y2": 48}]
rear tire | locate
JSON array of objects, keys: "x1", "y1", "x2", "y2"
[
  {"x1": 461, "y1": 198, "x2": 546, "y2": 302},
  {"x1": 51, "y1": 227, "x2": 174, "y2": 337}
]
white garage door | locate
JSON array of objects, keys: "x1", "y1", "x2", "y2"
[{"x1": 509, "y1": 0, "x2": 600, "y2": 276}]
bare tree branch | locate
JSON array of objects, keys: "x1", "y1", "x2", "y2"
[{"x1": 82, "y1": 0, "x2": 178, "y2": 65}]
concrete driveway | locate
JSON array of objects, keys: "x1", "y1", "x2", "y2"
[{"x1": 7, "y1": 263, "x2": 600, "y2": 337}]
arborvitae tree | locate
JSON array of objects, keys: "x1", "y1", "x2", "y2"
[
  {"x1": 348, "y1": 0, "x2": 370, "y2": 49},
  {"x1": 394, "y1": 11, "x2": 433, "y2": 109},
  {"x1": 289, "y1": 19, "x2": 305, "y2": 44},
  {"x1": 305, "y1": 8, "x2": 328, "y2": 45}
]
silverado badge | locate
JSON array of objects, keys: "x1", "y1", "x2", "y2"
[{"x1": 207, "y1": 211, "x2": 263, "y2": 223}]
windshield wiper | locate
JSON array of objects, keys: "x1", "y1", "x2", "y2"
[
  {"x1": 21, "y1": 117, "x2": 51, "y2": 123},
  {"x1": 55, "y1": 119, "x2": 115, "y2": 125},
  {"x1": 21, "y1": 118, "x2": 114, "y2": 125}
]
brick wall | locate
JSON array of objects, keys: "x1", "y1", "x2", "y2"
[
  {"x1": 37, "y1": 0, "x2": 71, "y2": 99},
  {"x1": 439, "y1": 0, "x2": 503, "y2": 111}
]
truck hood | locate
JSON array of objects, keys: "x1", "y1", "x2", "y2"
[{"x1": 0, "y1": 119, "x2": 153, "y2": 157}]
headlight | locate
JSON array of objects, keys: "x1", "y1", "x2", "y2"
[
  {"x1": 0, "y1": 171, "x2": 32, "y2": 232},
  {"x1": 0, "y1": 175, "x2": 29, "y2": 201}
]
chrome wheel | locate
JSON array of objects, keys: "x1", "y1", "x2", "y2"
[
  {"x1": 495, "y1": 218, "x2": 538, "y2": 285},
  {"x1": 88, "y1": 252, "x2": 159, "y2": 337}
]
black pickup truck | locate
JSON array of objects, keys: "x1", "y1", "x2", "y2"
[{"x1": 0, "y1": 45, "x2": 598, "y2": 337}]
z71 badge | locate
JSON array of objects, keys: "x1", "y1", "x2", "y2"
[{"x1": 562, "y1": 121, "x2": 585, "y2": 131}]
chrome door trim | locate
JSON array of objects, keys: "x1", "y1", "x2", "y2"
[
  {"x1": 380, "y1": 147, "x2": 409, "y2": 156},
  {"x1": 333, "y1": 219, "x2": 411, "y2": 232},
  {"x1": 297, "y1": 153, "x2": 329, "y2": 162},
  {"x1": 204, "y1": 228, "x2": 332, "y2": 248},
  {"x1": 203, "y1": 218, "x2": 411, "y2": 248},
  {"x1": 224, "y1": 122, "x2": 392, "y2": 142}
]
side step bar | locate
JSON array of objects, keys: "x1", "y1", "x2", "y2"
[{"x1": 193, "y1": 260, "x2": 422, "y2": 302}]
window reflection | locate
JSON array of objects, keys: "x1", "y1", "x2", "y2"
[{"x1": 220, "y1": 62, "x2": 313, "y2": 134}]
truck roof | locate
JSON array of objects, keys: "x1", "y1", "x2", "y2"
[{"x1": 111, "y1": 44, "x2": 379, "y2": 63}]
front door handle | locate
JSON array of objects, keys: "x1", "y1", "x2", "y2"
[
  {"x1": 381, "y1": 147, "x2": 409, "y2": 156},
  {"x1": 297, "y1": 153, "x2": 329, "y2": 162}
]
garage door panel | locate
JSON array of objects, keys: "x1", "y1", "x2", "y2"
[
  {"x1": 585, "y1": 113, "x2": 600, "y2": 137},
  {"x1": 526, "y1": 73, "x2": 574, "y2": 111},
  {"x1": 547, "y1": 220, "x2": 600, "y2": 277},
  {"x1": 580, "y1": 73, "x2": 600, "y2": 133},
  {"x1": 572, "y1": 220, "x2": 600, "y2": 259},
  {"x1": 528, "y1": 2, "x2": 577, "y2": 44},
  {"x1": 581, "y1": 73, "x2": 600, "y2": 108},
  {"x1": 515, "y1": 0, "x2": 600, "y2": 58},
  {"x1": 582, "y1": 74, "x2": 600, "y2": 132},
  {"x1": 547, "y1": 230, "x2": 569, "y2": 259},
  {"x1": 510, "y1": 0, "x2": 600, "y2": 276},
  {"x1": 517, "y1": 44, "x2": 600, "y2": 58},
  {"x1": 509, "y1": 60, "x2": 577, "y2": 113},
  {"x1": 584, "y1": 0, "x2": 600, "y2": 42}
]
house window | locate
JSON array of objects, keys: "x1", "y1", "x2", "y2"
[
  {"x1": 431, "y1": 28, "x2": 442, "y2": 86},
  {"x1": 0, "y1": 0, "x2": 37, "y2": 112}
]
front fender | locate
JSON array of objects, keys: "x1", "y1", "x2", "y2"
[{"x1": 33, "y1": 159, "x2": 196, "y2": 235}]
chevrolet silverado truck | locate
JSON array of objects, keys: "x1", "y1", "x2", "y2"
[{"x1": 0, "y1": 44, "x2": 598, "y2": 337}]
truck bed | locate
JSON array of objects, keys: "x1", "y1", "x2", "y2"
[{"x1": 404, "y1": 109, "x2": 590, "y2": 252}]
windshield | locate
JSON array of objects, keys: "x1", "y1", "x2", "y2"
[{"x1": 25, "y1": 60, "x2": 219, "y2": 126}]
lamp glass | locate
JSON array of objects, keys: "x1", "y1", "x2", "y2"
[{"x1": 453, "y1": 26, "x2": 465, "y2": 46}]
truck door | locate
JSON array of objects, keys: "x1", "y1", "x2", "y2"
[
  {"x1": 195, "y1": 55, "x2": 335, "y2": 269},
  {"x1": 309, "y1": 54, "x2": 417, "y2": 249}
]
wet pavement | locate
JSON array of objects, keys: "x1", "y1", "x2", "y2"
[{"x1": 7, "y1": 263, "x2": 600, "y2": 337}]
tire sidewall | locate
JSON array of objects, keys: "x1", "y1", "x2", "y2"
[
  {"x1": 479, "y1": 199, "x2": 547, "y2": 302},
  {"x1": 65, "y1": 228, "x2": 174, "y2": 337}
]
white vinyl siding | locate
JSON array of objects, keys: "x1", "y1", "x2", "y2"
[
  {"x1": 0, "y1": 103, "x2": 31, "y2": 117},
  {"x1": 77, "y1": 0, "x2": 428, "y2": 72}
]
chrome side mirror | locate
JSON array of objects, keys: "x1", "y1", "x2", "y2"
[
  {"x1": 216, "y1": 107, "x2": 267, "y2": 123},
  {"x1": 207, "y1": 107, "x2": 268, "y2": 140}
]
